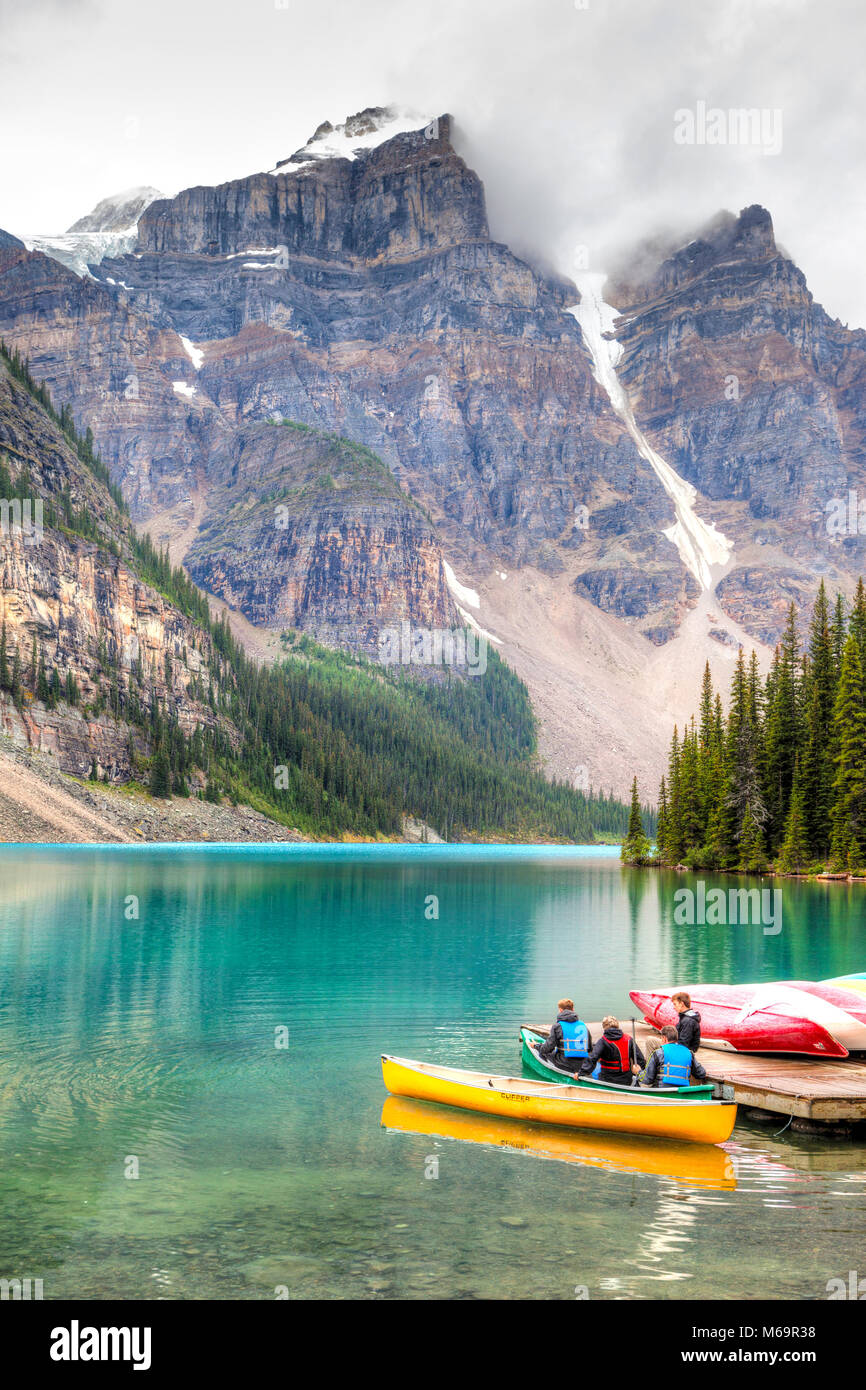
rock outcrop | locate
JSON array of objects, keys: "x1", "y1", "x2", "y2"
[
  {"x1": 185, "y1": 420, "x2": 455, "y2": 654},
  {"x1": 609, "y1": 204, "x2": 866, "y2": 641},
  {"x1": 0, "y1": 359, "x2": 232, "y2": 779}
]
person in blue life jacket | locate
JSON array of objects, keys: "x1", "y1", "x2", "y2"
[
  {"x1": 643, "y1": 1024, "x2": 708, "y2": 1088},
  {"x1": 579, "y1": 1015, "x2": 645, "y2": 1087},
  {"x1": 534, "y1": 998, "x2": 593, "y2": 1074}
]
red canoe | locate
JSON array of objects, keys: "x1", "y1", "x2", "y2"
[{"x1": 629, "y1": 980, "x2": 866, "y2": 1058}]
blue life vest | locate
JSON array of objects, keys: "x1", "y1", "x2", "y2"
[
  {"x1": 658, "y1": 1042, "x2": 692, "y2": 1088},
  {"x1": 559, "y1": 1018, "x2": 589, "y2": 1058}
]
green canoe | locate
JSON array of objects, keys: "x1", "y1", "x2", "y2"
[{"x1": 519, "y1": 1026, "x2": 717, "y2": 1099}]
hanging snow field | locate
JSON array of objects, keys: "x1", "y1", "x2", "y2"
[{"x1": 569, "y1": 274, "x2": 732, "y2": 590}]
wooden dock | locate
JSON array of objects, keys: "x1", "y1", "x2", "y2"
[{"x1": 538, "y1": 1022, "x2": 866, "y2": 1131}]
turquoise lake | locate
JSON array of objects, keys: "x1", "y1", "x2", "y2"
[{"x1": 0, "y1": 843, "x2": 864, "y2": 1301}]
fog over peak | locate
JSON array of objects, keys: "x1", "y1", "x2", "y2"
[{"x1": 1, "y1": 0, "x2": 862, "y2": 324}]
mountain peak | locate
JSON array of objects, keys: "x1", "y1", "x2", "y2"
[
  {"x1": 693, "y1": 203, "x2": 776, "y2": 259},
  {"x1": 271, "y1": 105, "x2": 434, "y2": 171},
  {"x1": 0, "y1": 227, "x2": 25, "y2": 251},
  {"x1": 67, "y1": 187, "x2": 163, "y2": 234},
  {"x1": 610, "y1": 204, "x2": 779, "y2": 308}
]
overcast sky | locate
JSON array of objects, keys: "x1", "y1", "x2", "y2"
[{"x1": 1, "y1": 0, "x2": 863, "y2": 324}]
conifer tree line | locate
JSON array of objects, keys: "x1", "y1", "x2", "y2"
[
  {"x1": 0, "y1": 341, "x2": 126, "y2": 513},
  {"x1": 1, "y1": 599, "x2": 636, "y2": 840},
  {"x1": 624, "y1": 580, "x2": 866, "y2": 874},
  {"x1": 0, "y1": 343, "x2": 637, "y2": 842}
]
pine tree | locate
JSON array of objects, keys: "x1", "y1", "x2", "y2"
[
  {"x1": 37, "y1": 655, "x2": 49, "y2": 704},
  {"x1": 149, "y1": 746, "x2": 171, "y2": 799},
  {"x1": 768, "y1": 605, "x2": 802, "y2": 844},
  {"x1": 655, "y1": 777, "x2": 669, "y2": 862},
  {"x1": 621, "y1": 777, "x2": 652, "y2": 865},
  {"x1": 738, "y1": 801, "x2": 768, "y2": 873},
  {"x1": 697, "y1": 662, "x2": 715, "y2": 827},
  {"x1": 830, "y1": 593, "x2": 846, "y2": 681},
  {"x1": 850, "y1": 577, "x2": 866, "y2": 670},
  {"x1": 778, "y1": 758, "x2": 810, "y2": 873},
  {"x1": 725, "y1": 648, "x2": 767, "y2": 861},
  {"x1": 10, "y1": 646, "x2": 21, "y2": 705},
  {"x1": 829, "y1": 635, "x2": 866, "y2": 870},
  {"x1": 679, "y1": 717, "x2": 702, "y2": 855},
  {"x1": 801, "y1": 582, "x2": 835, "y2": 856},
  {"x1": 665, "y1": 728, "x2": 684, "y2": 863}
]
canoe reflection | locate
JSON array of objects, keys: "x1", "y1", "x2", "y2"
[{"x1": 381, "y1": 1096, "x2": 736, "y2": 1190}]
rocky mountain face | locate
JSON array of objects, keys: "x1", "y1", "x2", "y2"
[
  {"x1": 609, "y1": 204, "x2": 866, "y2": 643},
  {"x1": 0, "y1": 237, "x2": 225, "y2": 515},
  {"x1": 0, "y1": 111, "x2": 681, "y2": 651},
  {"x1": 185, "y1": 419, "x2": 454, "y2": 653},
  {"x1": 0, "y1": 358, "x2": 232, "y2": 780},
  {"x1": 3, "y1": 111, "x2": 866, "y2": 794}
]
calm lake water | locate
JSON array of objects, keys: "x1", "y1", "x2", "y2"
[{"x1": 0, "y1": 844, "x2": 864, "y2": 1301}]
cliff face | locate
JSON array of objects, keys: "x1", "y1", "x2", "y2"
[
  {"x1": 185, "y1": 420, "x2": 455, "y2": 654},
  {"x1": 121, "y1": 113, "x2": 650, "y2": 584},
  {"x1": 0, "y1": 526, "x2": 216, "y2": 779},
  {"x1": 0, "y1": 361, "x2": 231, "y2": 780},
  {"x1": 137, "y1": 117, "x2": 486, "y2": 260},
  {"x1": 609, "y1": 205, "x2": 866, "y2": 641},
  {"x1": 0, "y1": 111, "x2": 677, "y2": 650},
  {"x1": 0, "y1": 240, "x2": 230, "y2": 515}
]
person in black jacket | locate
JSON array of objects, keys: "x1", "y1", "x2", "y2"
[
  {"x1": 579, "y1": 1016, "x2": 645, "y2": 1087},
  {"x1": 535, "y1": 998, "x2": 593, "y2": 1074},
  {"x1": 672, "y1": 992, "x2": 702, "y2": 1052}
]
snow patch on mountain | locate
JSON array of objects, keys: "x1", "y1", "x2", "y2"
[
  {"x1": 443, "y1": 561, "x2": 502, "y2": 645},
  {"x1": 569, "y1": 272, "x2": 732, "y2": 590},
  {"x1": 443, "y1": 560, "x2": 480, "y2": 609},
  {"x1": 270, "y1": 106, "x2": 431, "y2": 173},
  {"x1": 179, "y1": 336, "x2": 204, "y2": 371}
]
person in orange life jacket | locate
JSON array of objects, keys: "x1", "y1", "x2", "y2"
[
  {"x1": 535, "y1": 998, "x2": 593, "y2": 1074},
  {"x1": 579, "y1": 1015, "x2": 645, "y2": 1087},
  {"x1": 672, "y1": 992, "x2": 702, "y2": 1053},
  {"x1": 643, "y1": 1025, "x2": 708, "y2": 1088}
]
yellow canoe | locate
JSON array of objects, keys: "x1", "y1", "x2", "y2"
[
  {"x1": 381, "y1": 1055, "x2": 737, "y2": 1146},
  {"x1": 381, "y1": 1096, "x2": 737, "y2": 1188}
]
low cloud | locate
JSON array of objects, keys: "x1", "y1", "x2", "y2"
[{"x1": 1, "y1": 0, "x2": 862, "y2": 324}]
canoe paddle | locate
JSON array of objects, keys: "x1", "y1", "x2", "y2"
[{"x1": 631, "y1": 1015, "x2": 641, "y2": 1083}]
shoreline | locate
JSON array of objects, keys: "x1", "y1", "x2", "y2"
[
  {"x1": 0, "y1": 741, "x2": 617, "y2": 849},
  {"x1": 627, "y1": 857, "x2": 866, "y2": 884}
]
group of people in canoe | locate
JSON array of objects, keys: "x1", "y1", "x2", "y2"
[{"x1": 531, "y1": 994, "x2": 707, "y2": 1088}]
